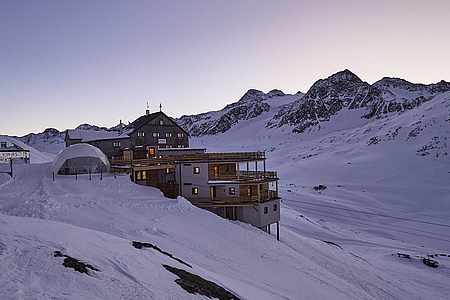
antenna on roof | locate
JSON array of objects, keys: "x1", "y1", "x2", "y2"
[
  {"x1": 159, "y1": 103, "x2": 162, "y2": 112},
  {"x1": 146, "y1": 102, "x2": 150, "y2": 116}
]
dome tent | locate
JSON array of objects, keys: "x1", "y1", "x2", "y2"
[{"x1": 52, "y1": 143, "x2": 110, "y2": 175}]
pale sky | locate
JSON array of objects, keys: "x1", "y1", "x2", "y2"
[{"x1": 1, "y1": 0, "x2": 450, "y2": 136}]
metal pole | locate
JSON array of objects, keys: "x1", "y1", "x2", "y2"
[{"x1": 277, "y1": 221, "x2": 280, "y2": 241}]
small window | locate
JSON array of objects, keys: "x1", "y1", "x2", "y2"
[
  {"x1": 183, "y1": 163, "x2": 191, "y2": 166},
  {"x1": 166, "y1": 168, "x2": 170, "y2": 174},
  {"x1": 273, "y1": 204, "x2": 278, "y2": 211},
  {"x1": 1, "y1": 142, "x2": 6, "y2": 148},
  {"x1": 183, "y1": 183, "x2": 192, "y2": 186},
  {"x1": 193, "y1": 167, "x2": 200, "y2": 174},
  {"x1": 178, "y1": 145, "x2": 183, "y2": 148},
  {"x1": 229, "y1": 187, "x2": 235, "y2": 195},
  {"x1": 152, "y1": 132, "x2": 159, "y2": 137},
  {"x1": 177, "y1": 133, "x2": 184, "y2": 138},
  {"x1": 264, "y1": 207, "x2": 268, "y2": 214},
  {"x1": 142, "y1": 171, "x2": 147, "y2": 180},
  {"x1": 192, "y1": 188, "x2": 198, "y2": 195},
  {"x1": 166, "y1": 132, "x2": 172, "y2": 138},
  {"x1": 159, "y1": 120, "x2": 164, "y2": 125},
  {"x1": 136, "y1": 172, "x2": 141, "y2": 180},
  {"x1": 247, "y1": 186, "x2": 252, "y2": 197},
  {"x1": 137, "y1": 132, "x2": 145, "y2": 137},
  {"x1": 113, "y1": 141, "x2": 121, "y2": 147},
  {"x1": 149, "y1": 148, "x2": 155, "y2": 155},
  {"x1": 225, "y1": 165, "x2": 229, "y2": 172}
]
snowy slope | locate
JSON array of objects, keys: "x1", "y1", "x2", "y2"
[{"x1": 2, "y1": 163, "x2": 443, "y2": 299}]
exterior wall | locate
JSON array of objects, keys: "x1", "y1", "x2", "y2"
[
  {"x1": 89, "y1": 138, "x2": 130, "y2": 159},
  {"x1": 178, "y1": 162, "x2": 209, "y2": 199},
  {"x1": 236, "y1": 198, "x2": 280, "y2": 227},
  {"x1": 208, "y1": 163, "x2": 236, "y2": 180},
  {"x1": 130, "y1": 114, "x2": 189, "y2": 149},
  {"x1": 66, "y1": 138, "x2": 82, "y2": 147}
]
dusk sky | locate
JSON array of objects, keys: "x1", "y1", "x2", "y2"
[{"x1": 2, "y1": 0, "x2": 450, "y2": 136}]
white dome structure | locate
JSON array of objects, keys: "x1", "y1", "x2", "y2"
[{"x1": 52, "y1": 143, "x2": 110, "y2": 175}]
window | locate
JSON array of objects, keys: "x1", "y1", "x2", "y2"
[
  {"x1": 149, "y1": 148, "x2": 155, "y2": 156},
  {"x1": 142, "y1": 171, "x2": 147, "y2": 180},
  {"x1": 183, "y1": 183, "x2": 192, "y2": 186},
  {"x1": 192, "y1": 187, "x2": 198, "y2": 195},
  {"x1": 177, "y1": 133, "x2": 184, "y2": 138},
  {"x1": 136, "y1": 172, "x2": 141, "y2": 180},
  {"x1": 229, "y1": 187, "x2": 235, "y2": 195},
  {"x1": 152, "y1": 132, "x2": 159, "y2": 137},
  {"x1": 166, "y1": 132, "x2": 172, "y2": 138},
  {"x1": 193, "y1": 167, "x2": 200, "y2": 174},
  {"x1": 113, "y1": 141, "x2": 121, "y2": 147},
  {"x1": 1, "y1": 142, "x2": 6, "y2": 148},
  {"x1": 159, "y1": 120, "x2": 164, "y2": 125},
  {"x1": 214, "y1": 166, "x2": 219, "y2": 176},
  {"x1": 264, "y1": 207, "x2": 269, "y2": 214},
  {"x1": 247, "y1": 186, "x2": 252, "y2": 197},
  {"x1": 273, "y1": 204, "x2": 278, "y2": 211},
  {"x1": 137, "y1": 132, "x2": 144, "y2": 137},
  {"x1": 225, "y1": 165, "x2": 229, "y2": 172},
  {"x1": 178, "y1": 145, "x2": 183, "y2": 148},
  {"x1": 166, "y1": 168, "x2": 170, "y2": 174}
]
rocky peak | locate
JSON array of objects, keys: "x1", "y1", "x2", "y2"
[{"x1": 237, "y1": 89, "x2": 267, "y2": 103}]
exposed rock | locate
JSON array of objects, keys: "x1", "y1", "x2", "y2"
[
  {"x1": 132, "y1": 241, "x2": 192, "y2": 268},
  {"x1": 54, "y1": 251, "x2": 99, "y2": 275},
  {"x1": 163, "y1": 265, "x2": 241, "y2": 300}
]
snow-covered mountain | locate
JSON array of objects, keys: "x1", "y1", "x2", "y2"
[{"x1": 177, "y1": 69, "x2": 450, "y2": 136}]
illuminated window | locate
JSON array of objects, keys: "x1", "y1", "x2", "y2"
[
  {"x1": 166, "y1": 168, "x2": 170, "y2": 174},
  {"x1": 229, "y1": 187, "x2": 235, "y2": 195},
  {"x1": 149, "y1": 148, "x2": 155, "y2": 155},
  {"x1": 136, "y1": 172, "x2": 141, "y2": 180},
  {"x1": 192, "y1": 188, "x2": 198, "y2": 195},
  {"x1": 193, "y1": 167, "x2": 200, "y2": 174},
  {"x1": 152, "y1": 132, "x2": 159, "y2": 137},
  {"x1": 247, "y1": 186, "x2": 252, "y2": 197},
  {"x1": 177, "y1": 133, "x2": 184, "y2": 138},
  {"x1": 137, "y1": 132, "x2": 144, "y2": 137},
  {"x1": 166, "y1": 132, "x2": 172, "y2": 138},
  {"x1": 214, "y1": 166, "x2": 219, "y2": 176},
  {"x1": 113, "y1": 141, "x2": 121, "y2": 147},
  {"x1": 142, "y1": 171, "x2": 146, "y2": 180},
  {"x1": 159, "y1": 120, "x2": 164, "y2": 125}
]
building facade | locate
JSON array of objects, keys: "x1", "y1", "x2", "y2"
[{"x1": 65, "y1": 111, "x2": 189, "y2": 159}]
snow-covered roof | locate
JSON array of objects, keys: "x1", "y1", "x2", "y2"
[
  {"x1": 66, "y1": 129, "x2": 129, "y2": 142},
  {"x1": 52, "y1": 143, "x2": 110, "y2": 174}
]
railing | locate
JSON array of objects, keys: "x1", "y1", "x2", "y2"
[
  {"x1": 186, "y1": 192, "x2": 278, "y2": 205},
  {"x1": 209, "y1": 171, "x2": 278, "y2": 181},
  {"x1": 110, "y1": 151, "x2": 266, "y2": 167},
  {"x1": 172, "y1": 151, "x2": 265, "y2": 161}
]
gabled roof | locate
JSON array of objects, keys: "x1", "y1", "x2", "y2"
[{"x1": 128, "y1": 111, "x2": 190, "y2": 136}]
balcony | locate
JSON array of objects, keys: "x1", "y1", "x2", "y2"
[{"x1": 209, "y1": 170, "x2": 278, "y2": 182}]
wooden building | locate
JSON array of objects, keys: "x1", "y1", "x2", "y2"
[{"x1": 110, "y1": 150, "x2": 280, "y2": 236}]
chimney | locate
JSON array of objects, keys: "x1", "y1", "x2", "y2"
[
  {"x1": 119, "y1": 119, "x2": 123, "y2": 135},
  {"x1": 146, "y1": 102, "x2": 150, "y2": 116}
]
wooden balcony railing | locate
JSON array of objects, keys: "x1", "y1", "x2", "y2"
[
  {"x1": 186, "y1": 191, "x2": 278, "y2": 205},
  {"x1": 110, "y1": 151, "x2": 266, "y2": 167},
  {"x1": 209, "y1": 171, "x2": 278, "y2": 181}
]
